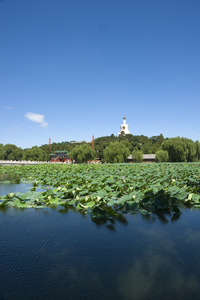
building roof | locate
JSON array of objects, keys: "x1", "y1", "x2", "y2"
[
  {"x1": 50, "y1": 150, "x2": 69, "y2": 156},
  {"x1": 54, "y1": 150, "x2": 68, "y2": 154},
  {"x1": 143, "y1": 154, "x2": 156, "y2": 159},
  {"x1": 70, "y1": 141, "x2": 84, "y2": 144},
  {"x1": 127, "y1": 154, "x2": 156, "y2": 160},
  {"x1": 127, "y1": 155, "x2": 133, "y2": 160}
]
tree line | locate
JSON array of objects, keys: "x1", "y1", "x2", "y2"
[{"x1": 0, "y1": 134, "x2": 199, "y2": 163}]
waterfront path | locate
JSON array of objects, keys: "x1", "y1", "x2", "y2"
[{"x1": 0, "y1": 160, "x2": 52, "y2": 166}]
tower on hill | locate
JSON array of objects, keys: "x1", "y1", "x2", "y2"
[{"x1": 118, "y1": 117, "x2": 131, "y2": 136}]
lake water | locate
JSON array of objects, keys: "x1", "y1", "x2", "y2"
[
  {"x1": 1, "y1": 184, "x2": 200, "y2": 299},
  {"x1": 0, "y1": 180, "x2": 45, "y2": 196},
  {"x1": 0, "y1": 182, "x2": 33, "y2": 195}
]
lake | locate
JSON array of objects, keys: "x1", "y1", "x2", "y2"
[{"x1": 1, "y1": 201, "x2": 200, "y2": 299}]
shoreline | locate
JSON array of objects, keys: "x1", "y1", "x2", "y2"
[{"x1": 0, "y1": 160, "x2": 64, "y2": 166}]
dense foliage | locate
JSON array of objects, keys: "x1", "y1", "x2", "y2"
[
  {"x1": 161, "y1": 137, "x2": 197, "y2": 162},
  {"x1": 132, "y1": 149, "x2": 143, "y2": 163},
  {"x1": 23, "y1": 146, "x2": 49, "y2": 161},
  {"x1": 156, "y1": 150, "x2": 169, "y2": 162},
  {"x1": 0, "y1": 144, "x2": 23, "y2": 161},
  {"x1": 0, "y1": 134, "x2": 199, "y2": 162},
  {"x1": 69, "y1": 143, "x2": 96, "y2": 163},
  {"x1": 103, "y1": 140, "x2": 130, "y2": 163},
  {"x1": 1, "y1": 164, "x2": 200, "y2": 221}
]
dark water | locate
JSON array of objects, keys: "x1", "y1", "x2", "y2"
[
  {"x1": 1, "y1": 208, "x2": 200, "y2": 300},
  {"x1": 1, "y1": 183, "x2": 200, "y2": 299}
]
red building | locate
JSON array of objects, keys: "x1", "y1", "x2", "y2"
[{"x1": 50, "y1": 151, "x2": 71, "y2": 163}]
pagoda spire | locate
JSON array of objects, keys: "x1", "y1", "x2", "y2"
[{"x1": 118, "y1": 117, "x2": 131, "y2": 135}]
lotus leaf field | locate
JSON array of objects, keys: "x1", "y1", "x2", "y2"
[{"x1": 0, "y1": 163, "x2": 200, "y2": 219}]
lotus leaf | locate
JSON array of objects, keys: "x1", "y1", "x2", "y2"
[{"x1": 0, "y1": 163, "x2": 200, "y2": 218}]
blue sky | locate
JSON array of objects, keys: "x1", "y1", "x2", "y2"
[{"x1": 0, "y1": 0, "x2": 200, "y2": 149}]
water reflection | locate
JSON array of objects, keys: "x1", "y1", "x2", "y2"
[
  {"x1": 91, "y1": 214, "x2": 128, "y2": 231},
  {"x1": 118, "y1": 226, "x2": 200, "y2": 300},
  {"x1": 118, "y1": 251, "x2": 200, "y2": 299},
  {"x1": 0, "y1": 179, "x2": 48, "y2": 203},
  {"x1": 141, "y1": 211, "x2": 181, "y2": 224},
  {"x1": 57, "y1": 205, "x2": 181, "y2": 231},
  {"x1": 0, "y1": 180, "x2": 189, "y2": 229},
  {"x1": 0, "y1": 207, "x2": 200, "y2": 299},
  {"x1": 0, "y1": 182, "x2": 33, "y2": 196},
  {"x1": 0, "y1": 174, "x2": 20, "y2": 183}
]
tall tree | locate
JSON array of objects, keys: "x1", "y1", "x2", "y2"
[
  {"x1": 161, "y1": 137, "x2": 196, "y2": 162},
  {"x1": 69, "y1": 143, "x2": 96, "y2": 163},
  {"x1": 103, "y1": 140, "x2": 130, "y2": 163},
  {"x1": 23, "y1": 146, "x2": 49, "y2": 161},
  {"x1": 132, "y1": 149, "x2": 143, "y2": 163},
  {"x1": 156, "y1": 150, "x2": 169, "y2": 162},
  {"x1": 0, "y1": 144, "x2": 4, "y2": 160},
  {"x1": 183, "y1": 138, "x2": 196, "y2": 162},
  {"x1": 3, "y1": 144, "x2": 23, "y2": 160},
  {"x1": 195, "y1": 140, "x2": 200, "y2": 161}
]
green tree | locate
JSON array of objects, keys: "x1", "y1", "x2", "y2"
[
  {"x1": 69, "y1": 144, "x2": 96, "y2": 163},
  {"x1": 141, "y1": 140, "x2": 158, "y2": 154},
  {"x1": 103, "y1": 140, "x2": 130, "y2": 163},
  {"x1": 161, "y1": 138, "x2": 186, "y2": 162},
  {"x1": 195, "y1": 140, "x2": 200, "y2": 161},
  {"x1": 94, "y1": 135, "x2": 118, "y2": 160},
  {"x1": 132, "y1": 149, "x2": 143, "y2": 163},
  {"x1": 0, "y1": 144, "x2": 4, "y2": 160},
  {"x1": 161, "y1": 137, "x2": 196, "y2": 162},
  {"x1": 156, "y1": 150, "x2": 169, "y2": 162},
  {"x1": 183, "y1": 138, "x2": 196, "y2": 162},
  {"x1": 3, "y1": 144, "x2": 23, "y2": 160},
  {"x1": 23, "y1": 146, "x2": 49, "y2": 161}
]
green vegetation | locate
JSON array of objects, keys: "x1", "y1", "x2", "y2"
[
  {"x1": 0, "y1": 164, "x2": 200, "y2": 220},
  {"x1": 0, "y1": 134, "x2": 199, "y2": 162},
  {"x1": 103, "y1": 140, "x2": 130, "y2": 163},
  {"x1": 23, "y1": 146, "x2": 49, "y2": 161},
  {"x1": 156, "y1": 150, "x2": 169, "y2": 162},
  {"x1": 161, "y1": 137, "x2": 197, "y2": 162},
  {"x1": 69, "y1": 143, "x2": 96, "y2": 163},
  {"x1": 132, "y1": 149, "x2": 143, "y2": 163},
  {"x1": 0, "y1": 144, "x2": 23, "y2": 160}
]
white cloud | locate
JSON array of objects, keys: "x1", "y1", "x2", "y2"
[{"x1": 25, "y1": 112, "x2": 48, "y2": 128}]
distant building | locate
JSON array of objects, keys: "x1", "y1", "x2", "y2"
[
  {"x1": 143, "y1": 154, "x2": 156, "y2": 162},
  {"x1": 70, "y1": 141, "x2": 84, "y2": 144},
  {"x1": 50, "y1": 150, "x2": 71, "y2": 163},
  {"x1": 127, "y1": 154, "x2": 156, "y2": 163},
  {"x1": 118, "y1": 117, "x2": 131, "y2": 136}
]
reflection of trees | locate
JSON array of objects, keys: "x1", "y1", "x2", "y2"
[
  {"x1": 153, "y1": 211, "x2": 180, "y2": 224},
  {"x1": 91, "y1": 213, "x2": 128, "y2": 231},
  {"x1": 141, "y1": 211, "x2": 180, "y2": 223},
  {"x1": 58, "y1": 206, "x2": 75, "y2": 214},
  {"x1": 0, "y1": 206, "x2": 9, "y2": 213},
  {"x1": 57, "y1": 205, "x2": 181, "y2": 228},
  {"x1": 51, "y1": 208, "x2": 200, "y2": 298},
  {"x1": 0, "y1": 174, "x2": 20, "y2": 183}
]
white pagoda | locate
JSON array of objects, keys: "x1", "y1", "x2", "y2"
[{"x1": 118, "y1": 117, "x2": 131, "y2": 136}]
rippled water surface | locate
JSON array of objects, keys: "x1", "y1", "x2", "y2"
[
  {"x1": 1, "y1": 205, "x2": 200, "y2": 300},
  {"x1": 0, "y1": 181, "x2": 33, "y2": 195},
  {"x1": 0, "y1": 180, "x2": 46, "y2": 198}
]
